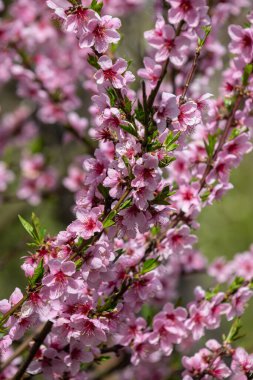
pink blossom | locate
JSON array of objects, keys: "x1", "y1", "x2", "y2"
[
  {"x1": 228, "y1": 25, "x2": 253, "y2": 62},
  {"x1": 68, "y1": 207, "x2": 103, "y2": 240},
  {"x1": 131, "y1": 153, "x2": 161, "y2": 191},
  {"x1": 231, "y1": 347, "x2": 253, "y2": 379},
  {"x1": 64, "y1": 340, "x2": 93, "y2": 375},
  {"x1": 83, "y1": 149, "x2": 109, "y2": 186},
  {"x1": 227, "y1": 287, "x2": 253, "y2": 320},
  {"x1": 185, "y1": 302, "x2": 210, "y2": 340},
  {"x1": 164, "y1": 225, "x2": 197, "y2": 256},
  {"x1": 117, "y1": 317, "x2": 147, "y2": 346},
  {"x1": 145, "y1": 17, "x2": 189, "y2": 65},
  {"x1": 171, "y1": 184, "x2": 201, "y2": 213},
  {"x1": 0, "y1": 288, "x2": 23, "y2": 315},
  {"x1": 42, "y1": 259, "x2": 78, "y2": 299},
  {"x1": 149, "y1": 303, "x2": 187, "y2": 355},
  {"x1": 79, "y1": 15, "x2": 121, "y2": 53},
  {"x1": 137, "y1": 57, "x2": 162, "y2": 89},
  {"x1": 154, "y1": 92, "x2": 179, "y2": 131},
  {"x1": 95, "y1": 56, "x2": 128, "y2": 89},
  {"x1": 172, "y1": 100, "x2": 201, "y2": 132},
  {"x1": 168, "y1": 0, "x2": 206, "y2": 28},
  {"x1": 47, "y1": 1, "x2": 97, "y2": 37}
]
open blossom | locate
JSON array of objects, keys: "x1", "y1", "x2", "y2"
[
  {"x1": 228, "y1": 24, "x2": 253, "y2": 62},
  {"x1": 95, "y1": 56, "x2": 128, "y2": 88},
  {"x1": 64, "y1": 340, "x2": 93, "y2": 375},
  {"x1": 116, "y1": 317, "x2": 147, "y2": 346},
  {"x1": 182, "y1": 342, "x2": 231, "y2": 380},
  {"x1": 47, "y1": 0, "x2": 97, "y2": 37},
  {"x1": 172, "y1": 100, "x2": 201, "y2": 132},
  {"x1": 223, "y1": 133, "x2": 252, "y2": 165},
  {"x1": 79, "y1": 15, "x2": 121, "y2": 53},
  {"x1": 144, "y1": 17, "x2": 189, "y2": 65},
  {"x1": 227, "y1": 287, "x2": 253, "y2": 320},
  {"x1": 167, "y1": 0, "x2": 207, "y2": 28},
  {"x1": 154, "y1": 92, "x2": 179, "y2": 132},
  {"x1": 171, "y1": 184, "x2": 201, "y2": 213},
  {"x1": 149, "y1": 303, "x2": 187, "y2": 355},
  {"x1": 137, "y1": 57, "x2": 162, "y2": 89},
  {"x1": 83, "y1": 149, "x2": 109, "y2": 186},
  {"x1": 163, "y1": 225, "x2": 198, "y2": 256},
  {"x1": 185, "y1": 302, "x2": 210, "y2": 340},
  {"x1": 231, "y1": 347, "x2": 253, "y2": 379},
  {"x1": 132, "y1": 153, "x2": 161, "y2": 190},
  {"x1": 68, "y1": 207, "x2": 103, "y2": 240},
  {"x1": 42, "y1": 260, "x2": 78, "y2": 299},
  {"x1": 0, "y1": 288, "x2": 23, "y2": 315}
]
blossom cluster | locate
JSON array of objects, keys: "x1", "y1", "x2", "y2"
[{"x1": 0, "y1": 0, "x2": 253, "y2": 380}]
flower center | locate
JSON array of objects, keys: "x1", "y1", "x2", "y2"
[{"x1": 180, "y1": 0, "x2": 192, "y2": 12}]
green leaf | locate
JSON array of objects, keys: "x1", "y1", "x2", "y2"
[
  {"x1": 205, "y1": 284, "x2": 220, "y2": 301},
  {"x1": 95, "y1": 355, "x2": 111, "y2": 364},
  {"x1": 98, "y1": 184, "x2": 110, "y2": 199},
  {"x1": 147, "y1": 140, "x2": 163, "y2": 152},
  {"x1": 107, "y1": 88, "x2": 117, "y2": 107},
  {"x1": 75, "y1": 258, "x2": 84, "y2": 270},
  {"x1": 119, "y1": 123, "x2": 138, "y2": 137},
  {"x1": 103, "y1": 219, "x2": 115, "y2": 228},
  {"x1": 200, "y1": 189, "x2": 210, "y2": 202},
  {"x1": 18, "y1": 215, "x2": 34, "y2": 239},
  {"x1": 135, "y1": 101, "x2": 145, "y2": 124},
  {"x1": 18, "y1": 214, "x2": 46, "y2": 246},
  {"x1": 225, "y1": 318, "x2": 242, "y2": 344},
  {"x1": 29, "y1": 259, "x2": 44, "y2": 288},
  {"x1": 228, "y1": 276, "x2": 245, "y2": 294},
  {"x1": 141, "y1": 258, "x2": 160, "y2": 274},
  {"x1": 204, "y1": 134, "x2": 216, "y2": 158},
  {"x1": 90, "y1": 0, "x2": 103, "y2": 14},
  {"x1": 224, "y1": 96, "x2": 236, "y2": 112},
  {"x1": 103, "y1": 210, "x2": 117, "y2": 228},
  {"x1": 87, "y1": 54, "x2": 100, "y2": 69},
  {"x1": 31, "y1": 213, "x2": 46, "y2": 245},
  {"x1": 151, "y1": 185, "x2": 175, "y2": 205},
  {"x1": 123, "y1": 96, "x2": 132, "y2": 114},
  {"x1": 119, "y1": 198, "x2": 132, "y2": 211},
  {"x1": 242, "y1": 63, "x2": 253, "y2": 86},
  {"x1": 159, "y1": 155, "x2": 176, "y2": 168},
  {"x1": 151, "y1": 225, "x2": 160, "y2": 236},
  {"x1": 113, "y1": 248, "x2": 125, "y2": 263},
  {"x1": 198, "y1": 25, "x2": 212, "y2": 47},
  {"x1": 164, "y1": 131, "x2": 180, "y2": 151}
]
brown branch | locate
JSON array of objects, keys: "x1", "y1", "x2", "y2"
[{"x1": 180, "y1": 46, "x2": 201, "y2": 105}]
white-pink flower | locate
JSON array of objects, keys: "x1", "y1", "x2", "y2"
[
  {"x1": 137, "y1": 57, "x2": 162, "y2": 89},
  {"x1": 68, "y1": 207, "x2": 103, "y2": 240},
  {"x1": 79, "y1": 15, "x2": 121, "y2": 53},
  {"x1": 95, "y1": 56, "x2": 128, "y2": 89},
  {"x1": 42, "y1": 260, "x2": 78, "y2": 299}
]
